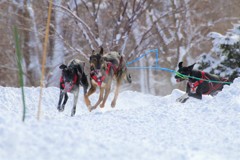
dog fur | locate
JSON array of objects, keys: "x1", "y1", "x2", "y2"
[
  {"x1": 58, "y1": 59, "x2": 88, "y2": 116},
  {"x1": 175, "y1": 61, "x2": 230, "y2": 103},
  {"x1": 84, "y1": 47, "x2": 131, "y2": 111}
]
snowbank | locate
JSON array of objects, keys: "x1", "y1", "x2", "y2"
[{"x1": 0, "y1": 78, "x2": 240, "y2": 160}]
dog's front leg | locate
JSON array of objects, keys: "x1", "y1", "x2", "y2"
[
  {"x1": 188, "y1": 85, "x2": 202, "y2": 100},
  {"x1": 61, "y1": 92, "x2": 68, "y2": 111},
  {"x1": 71, "y1": 88, "x2": 79, "y2": 116},
  {"x1": 176, "y1": 93, "x2": 189, "y2": 103},
  {"x1": 91, "y1": 87, "x2": 104, "y2": 111},
  {"x1": 84, "y1": 84, "x2": 96, "y2": 111},
  {"x1": 57, "y1": 90, "x2": 64, "y2": 111},
  {"x1": 100, "y1": 83, "x2": 111, "y2": 108},
  {"x1": 188, "y1": 92, "x2": 202, "y2": 99}
]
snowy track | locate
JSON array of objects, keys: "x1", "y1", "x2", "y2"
[{"x1": 1, "y1": 79, "x2": 240, "y2": 160}]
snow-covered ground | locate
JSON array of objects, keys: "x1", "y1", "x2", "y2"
[{"x1": 1, "y1": 78, "x2": 240, "y2": 160}]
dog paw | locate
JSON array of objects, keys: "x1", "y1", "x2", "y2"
[
  {"x1": 87, "y1": 105, "x2": 92, "y2": 112},
  {"x1": 71, "y1": 108, "x2": 76, "y2": 116},
  {"x1": 57, "y1": 105, "x2": 61, "y2": 111},
  {"x1": 58, "y1": 105, "x2": 65, "y2": 112},
  {"x1": 176, "y1": 94, "x2": 189, "y2": 103},
  {"x1": 88, "y1": 105, "x2": 96, "y2": 112},
  {"x1": 100, "y1": 103, "x2": 105, "y2": 108},
  {"x1": 111, "y1": 101, "x2": 116, "y2": 108},
  {"x1": 180, "y1": 97, "x2": 189, "y2": 103}
]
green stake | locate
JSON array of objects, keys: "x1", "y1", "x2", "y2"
[{"x1": 13, "y1": 26, "x2": 26, "y2": 122}]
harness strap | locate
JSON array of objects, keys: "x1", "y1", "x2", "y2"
[
  {"x1": 189, "y1": 71, "x2": 227, "y2": 95},
  {"x1": 60, "y1": 76, "x2": 65, "y2": 88},
  {"x1": 60, "y1": 74, "x2": 78, "y2": 92},
  {"x1": 188, "y1": 71, "x2": 205, "y2": 92},
  {"x1": 90, "y1": 56, "x2": 125, "y2": 87},
  {"x1": 204, "y1": 78, "x2": 228, "y2": 95},
  {"x1": 90, "y1": 62, "x2": 114, "y2": 87},
  {"x1": 91, "y1": 75, "x2": 105, "y2": 86}
]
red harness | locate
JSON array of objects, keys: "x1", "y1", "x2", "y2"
[
  {"x1": 91, "y1": 62, "x2": 118, "y2": 87},
  {"x1": 188, "y1": 71, "x2": 205, "y2": 93},
  {"x1": 188, "y1": 71, "x2": 227, "y2": 95},
  {"x1": 60, "y1": 74, "x2": 78, "y2": 92}
]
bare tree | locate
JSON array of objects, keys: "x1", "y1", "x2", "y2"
[{"x1": 1, "y1": 0, "x2": 239, "y2": 95}]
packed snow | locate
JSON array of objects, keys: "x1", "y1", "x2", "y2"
[{"x1": 1, "y1": 78, "x2": 240, "y2": 160}]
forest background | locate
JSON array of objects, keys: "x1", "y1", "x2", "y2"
[{"x1": 0, "y1": 0, "x2": 239, "y2": 96}]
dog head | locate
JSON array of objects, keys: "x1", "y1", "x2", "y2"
[
  {"x1": 175, "y1": 62, "x2": 195, "y2": 82},
  {"x1": 59, "y1": 64, "x2": 76, "y2": 82},
  {"x1": 89, "y1": 47, "x2": 105, "y2": 71},
  {"x1": 59, "y1": 64, "x2": 77, "y2": 91}
]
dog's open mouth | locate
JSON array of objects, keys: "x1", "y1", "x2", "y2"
[{"x1": 176, "y1": 78, "x2": 184, "y2": 83}]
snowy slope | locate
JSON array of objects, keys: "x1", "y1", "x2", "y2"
[{"x1": 0, "y1": 78, "x2": 240, "y2": 160}]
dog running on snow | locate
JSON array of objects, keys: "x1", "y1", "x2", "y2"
[
  {"x1": 175, "y1": 61, "x2": 230, "y2": 103},
  {"x1": 84, "y1": 47, "x2": 132, "y2": 112},
  {"x1": 58, "y1": 59, "x2": 89, "y2": 116}
]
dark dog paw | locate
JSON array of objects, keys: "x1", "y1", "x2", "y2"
[
  {"x1": 176, "y1": 94, "x2": 189, "y2": 103},
  {"x1": 71, "y1": 108, "x2": 76, "y2": 117},
  {"x1": 57, "y1": 105, "x2": 65, "y2": 112},
  {"x1": 180, "y1": 97, "x2": 189, "y2": 103},
  {"x1": 57, "y1": 105, "x2": 61, "y2": 111}
]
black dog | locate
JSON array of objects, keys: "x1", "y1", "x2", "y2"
[
  {"x1": 175, "y1": 62, "x2": 230, "y2": 103},
  {"x1": 57, "y1": 59, "x2": 88, "y2": 116}
]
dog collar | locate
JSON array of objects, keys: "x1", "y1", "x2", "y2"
[
  {"x1": 60, "y1": 74, "x2": 78, "y2": 92},
  {"x1": 90, "y1": 63, "x2": 113, "y2": 87}
]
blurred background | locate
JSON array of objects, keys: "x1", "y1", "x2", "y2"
[{"x1": 0, "y1": 0, "x2": 239, "y2": 96}]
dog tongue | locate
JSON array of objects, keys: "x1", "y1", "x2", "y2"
[{"x1": 176, "y1": 79, "x2": 180, "y2": 82}]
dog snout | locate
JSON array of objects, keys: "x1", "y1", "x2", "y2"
[{"x1": 90, "y1": 65, "x2": 95, "y2": 71}]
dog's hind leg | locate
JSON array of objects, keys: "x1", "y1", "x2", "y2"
[
  {"x1": 57, "y1": 90, "x2": 64, "y2": 111},
  {"x1": 111, "y1": 78, "x2": 122, "y2": 108}
]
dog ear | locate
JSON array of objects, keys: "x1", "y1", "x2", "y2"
[
  {"x1": 99, "y1": 46, "x2": 103, "y2": 56},
  {"x1": 188, "y1": 63, "x2": 196, "y2": 71},
  {"x1": 178, "y1": 62, "x2": 183, "y2": 68},
  {"x1": 59, "y1": 64, "x2": 67, "y2": 70},
  {"x1": 91, "y1": 50, "x2": 95, "y2": 55}
]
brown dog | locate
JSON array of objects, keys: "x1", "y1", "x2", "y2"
[{"x1": 84, "y1": 47, "x2": 131, "y2": 111}]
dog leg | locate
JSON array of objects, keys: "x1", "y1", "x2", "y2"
[
  {"x1": 111, "y1": 79, "x2": 121, "y2": 108},
  {"x1": 71, "y1": 105, "x2": 76, "y2": 117},
  {"x1": 71, "y1": 88, "x2": 79, "y2": 116},
  {"x1": 188, "y1": 92, "x2": 202, "y2": 99},
  {"x1": 61, "y1": 92, "x2": 68, "y2": 111},
  {"x1": 57, "y1": 90, "x2": 64, "y2": 111},
  {"x1": 91, "y1": 87, "x2": 104, "y2": 111},
  {"x1": 84, "y1": 85, "x2": 96, "y2": 111},
  {"x1": 176, "y1": 93, "x2": 189, "y2": 103},
  {"x1": 100, "y1": 83, "x2": 111, "y2": 108}
]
